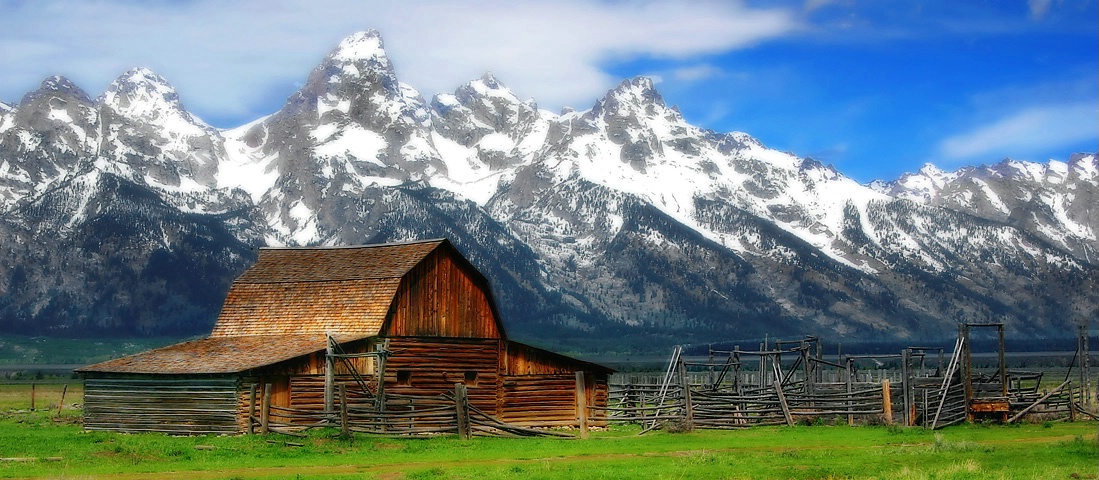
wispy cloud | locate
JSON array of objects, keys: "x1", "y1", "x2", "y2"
[
  {"x1": 671, "y1": 64, "x2": 725, "y2": 82},
  {"x1": 938, "y1": 102, "x2": 1098, "y2": 162},
  {"x1": 0, "y1": 0, "x2": 801, "y2": 126}
]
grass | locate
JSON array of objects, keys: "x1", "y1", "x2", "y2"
[{"x1": 1, "y1": 384, "x2": 1097, "y2": 479}]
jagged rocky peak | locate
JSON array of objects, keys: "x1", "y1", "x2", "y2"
[
  {"x1": 455, "y1": 72, "x2": 520, "y2": 104},
  {"x1": 312, "y1": 29, "x2": 401, "y2": 96},
  {"x1": 432, "y1": 72, "x2": 543, "y2": 148},
  {"x1": 590, "y1": 76, "x2": 671, "y2": 120},
  {"x1": 19, "y1": 76, "x2": 93, "y2": 105},
  {"x1": 99, "y1": 67, "x2": 190, "y2": 120},
  {"x1": 329, "y1": 29, "x2": 390, "y2": 68}
]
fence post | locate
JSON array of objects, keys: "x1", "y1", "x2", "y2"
[
  {"x1": 901, "y1": 349, "x2": 912, "y2": 426},
  {"x1": 248, "y1": 384, "x2": 257, "y2": 435},
  {"x1": 774, "y1": 380, "x2": 794, "y2": 426},
  {"x1": 677, "y1": 359, "x2": 694, "y2": 432},
  {"x1": 56, "y1": 384, "x2": 68, "y2": 417},
  {"x1": 845, "y1": 358, "x2": 854, "y2": 426},
  {"x1": 340, "y1": 383, "x2": 350, "y2": 438},
  {"x1": 455, "y1": 383, "x2": 471, "y2": 440},
  {"x1": 575, "y1": 372, "x2": 590, "y2": 439},
  {"x1": 261, "y1": 383, "x2": 272, "y2": 434},
  {"x1": 325, "y1": 336, "x2": 335, "y2": 420},
  {"x1": 882, "y1": 379, "x2": 893, "y2": 425},
  {"x1": 30, "y1": 383, "x2": 35, "y2": 411}
]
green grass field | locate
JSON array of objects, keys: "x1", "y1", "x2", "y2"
[{"x1": 0, "y1": 383, "x2": 1096, "y2": 479}]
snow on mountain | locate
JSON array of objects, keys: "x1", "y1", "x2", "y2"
[
  {"x1": 493, "y1": 76, "x2": 890, "y2": 272},
  {"x1": 1, "y1": 29, "x2": 1096, "y2": 345},
  {"x1": 881, "y1": 154, "x2": 1099, "y2": 261},
  {"x1": 429, "y1": 73, "x2": 554, "y2": 204},
  {"x1": 0, "y1": 76, "x2": 99, "y2": 212}
]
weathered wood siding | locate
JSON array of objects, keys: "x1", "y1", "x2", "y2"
[
  {"x1": 383, "y1": 337, "x2": 501, "y2": 415},
  {"x1": 499, "y1": 373, "x2": 609, "y2": 427},
  {"x1": 83, "y1": 375, "x2": 240, "y2": 434},
  {"x1": 385, "y1": 249, "x2": 501, "y2": 339}
]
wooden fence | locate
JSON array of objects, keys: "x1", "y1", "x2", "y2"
[
  {"x1": 596, "y1": 344, "x2": 1089, "y2": 432},
  {"x1": 250, "y1": 382, "x2": 575, "y2": 439}
]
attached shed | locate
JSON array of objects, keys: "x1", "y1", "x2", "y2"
[{"x1": 78, "y1": 239, "x2": 612, "y2": 434}]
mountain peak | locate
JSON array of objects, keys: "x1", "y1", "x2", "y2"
[
  {"x1": 457, "y1": 72, "x2": 522, "y2": 104},
  {"x1": 478, "y1": 72, "x2": 501, "y2": 89},
  {"x1": 329, "y1": 29, "x2": 388, "y2": 64},
  {"x1": 610, "y1": 76, "x2": 662, "y2": 103},
  {"x1": 100, "y1": 67, "x2": 190, "y2": 120},
  {"x1": 590, "y1": 76, "x2": 669, "y2": 121},
  {"x1": 20, "y1": 75, "x2": 92, "y2": 105}
]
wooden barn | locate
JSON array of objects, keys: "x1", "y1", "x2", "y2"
[{"x1": 78, "y1": 239, "x2": 612, "y2": 435}]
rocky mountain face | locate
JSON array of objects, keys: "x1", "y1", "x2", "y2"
[{"x1": 1, "y1": 30, "x2": 1095, "y2": 352}]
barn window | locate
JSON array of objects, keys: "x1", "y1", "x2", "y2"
[
  {"x1": 464, "y1": 371, "x2": 478, "y2": 386},
  {"x1": 397, "y1": 370, "x2": 412, "y2": 386}
]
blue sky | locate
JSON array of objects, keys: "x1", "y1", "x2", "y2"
[{"x1": 0, "y1": 0, "x2": 1095, "y2": 182}]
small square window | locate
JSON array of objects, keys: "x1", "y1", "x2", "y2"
[
  {"x1": 397, "y1": 370, "x2": 412, "y2": 386},
  {"x1": 464, "y1": 371, "x2": 478, "y2": 386}
]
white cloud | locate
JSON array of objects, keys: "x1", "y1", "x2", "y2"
[
  {"x1": 1028, "y1": 0, "x2": 1053, "y2": 19},
  {"x1": 938, "y1": 102, "x2": 1098, "y2": 161},
  {"x1": 671, "y1": 64, "x2": 724, "y2": 82},
  {"x1": 0, "y1": 0, "x2": 801, "y2": 126}
]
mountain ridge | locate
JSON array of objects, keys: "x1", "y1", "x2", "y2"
[{"x1": 0, "y1": 30, "x2": 1095, "y2": 352}]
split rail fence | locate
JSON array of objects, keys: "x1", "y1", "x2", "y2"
[{"x1": 593, "y1": 336, "x2": 1092, "y2": 432}]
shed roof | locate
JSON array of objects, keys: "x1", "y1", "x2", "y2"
[
  {"x1": 210, "y1": 239, "x2": 445, "y2": 338},
  {"x1": 77, "y1": 334, "x2": 343, "y2": 374}
]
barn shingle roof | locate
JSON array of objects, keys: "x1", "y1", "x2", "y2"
[
  {"x1": 82, "y1": 239, "x2": 448, "y2": 374},
  {"x1": 210, "y1": 239, "x2": 444, "y2": 338},
  {"x1": 77, "y1": 334, "x2": 343, "y2": 374}
]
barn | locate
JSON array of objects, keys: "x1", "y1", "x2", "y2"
[{"x1": 78, "y1": 239, "x2": 612, "y2": 435}]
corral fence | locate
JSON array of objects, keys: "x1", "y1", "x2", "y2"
[
  {"x1": 594, "y1": 331, "x2": 1094, "y2": 432},
  {"x1": 249, "y1": 382, "x2": 573, "y2": 439}
]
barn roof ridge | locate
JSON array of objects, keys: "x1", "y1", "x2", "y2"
[{"x1": 257, "y1": 238, "x2": 448, "y2": 251}]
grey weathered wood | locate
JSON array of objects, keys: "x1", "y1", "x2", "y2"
[
  {"x1": 340, "y1": 384, "x2": 350, "y2": 438},
  {"x1": 455, "y1": 383, "x2": 471, "y2": 440},
  {"x1": 575, "y1": 372, "x2": 589, "y2": 439},
  {"x1": 1008, "y1": 380, "x2": 1070, "y2": 423},
  {"x1": 773, "y1": 381, "x2": 794, "y2": 426},
  {"x1": 677, "y1": 357, "x2": 694, "y2": 432},
  {"x1": 900, "y1": 349, "x2": 911, "y2": 426},
  {"x1": 261, "y1": 383, "x2": 272, "y2": 434},
  {"x1": 248, "y1": 384, "x2": 257, "y2": 435},
  {"x1": 325, "y1": 335, "x2": 335, "y2": 417}
]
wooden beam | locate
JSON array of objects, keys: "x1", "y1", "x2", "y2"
[
  {"x1": 773, "y1": 381, "x2": 794, "y2": 427},
  {"x1": 575, "y1": 372, "x2": 589, "y2": 439},
  {"x1": 1007, "y1": 380, "x2": 1070, "y2": 424}
]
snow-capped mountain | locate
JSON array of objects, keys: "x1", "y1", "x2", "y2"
[
  {"x1": 0, "y1": 30, "x2": 1095, "y2": 350},
  {"x1": 876, "y1": 154, "x2": 1098, "y2": 262}
]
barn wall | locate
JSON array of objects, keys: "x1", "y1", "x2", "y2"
[
  {"x1": 385, "y1": 249, "x2": 501, "y2": 339},
  {"x1": 499, "y1": 373, "x2": 609, "y2": 427},
  {"x1": 382, "y1": 337, "x2": 501, "y2": 415},
  {"x1": 238, "y1": 338, "x2": 378, "y2": 425},
  {"x1": 83, "y1": 374, "x2": 240, "y2": 434}
]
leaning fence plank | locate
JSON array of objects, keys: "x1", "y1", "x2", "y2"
[
  {"x1": 881, "y1": 379, "x2": 893, "y2": 425},
  {"x1": 774, "y1": 381, "x2": 794, "y2": 426},
  {"x1": 1007, "y1": 380, "x2": 1071, "y2": 423}
]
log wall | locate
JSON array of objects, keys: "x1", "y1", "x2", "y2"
[
  {"x1": 499, "y1": 373, "x2": 609, "y2": 427},
  {"x1": 383, "y1": 337, "x2": 501, "y2": 415},
  {"x1": 83, "y1": 375, "x2": 240, "y2": 434}
]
